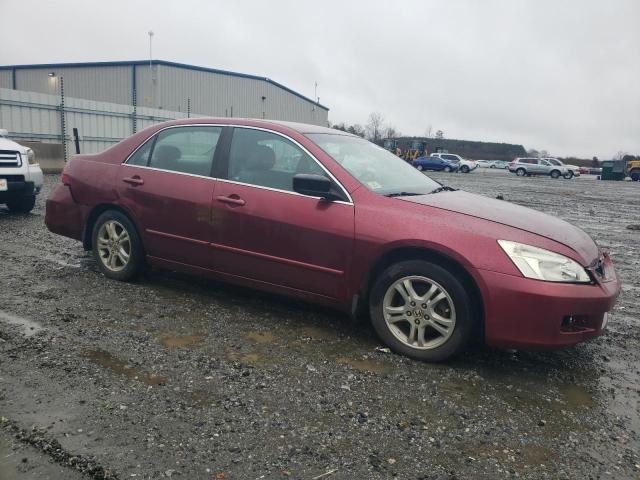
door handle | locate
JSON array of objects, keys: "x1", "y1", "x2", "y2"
[
  {"x1": 216, "y1": 195, "x2": 245, "y2": 206},
  {"x1": 123, "y1": 176, "x2": 144, "y2": 186}
]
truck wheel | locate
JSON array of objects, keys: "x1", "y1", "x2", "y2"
[
  {"x1": 550, "y1": 170, "x2": 561, "y2": 179},
  {"x1": 516, "y1": 168, "x2": 526, "y2": 177},
  {"x1": 6, "y1": 195, "x2": 36, "y2": 213},
  {"x1": 369, "y1": 260, "x2": 475, "y2": 362},
  {"x1": 630, "y1": 170, "x2": 640, "y2": 182},
  {"x1": 92, "y1": 210, "x2": 144, "y2": 281}
]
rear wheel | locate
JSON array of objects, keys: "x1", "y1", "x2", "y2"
[
  {"x1": 369, "y1": 260, "x2": 474, "y2": 362},
  {"x1": 92, "y1": 210, "x2": 143, "y2": 281},
  {"x1": 460, "y1": 165, "x2": 470, "y2": 173},
  {"x1": 516, "y1": 168, "x2": 526, "y2": 177},
  {"x1": 416, "y1": 165, "x2": 424, "y2": 171},
  {"x1": 550, "y1": 170, "x2": 561, "y2": 179},
  {"x1": 6, "y1": 195, "x2": 35, "y2": 213},
  {"x1": 443, "y1": 166, "x2": 452, "y2": 173}
]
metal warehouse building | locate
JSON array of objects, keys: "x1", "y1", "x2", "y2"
[{"x1": 0, "y1": 60, "x2": 329, "y2": 125}]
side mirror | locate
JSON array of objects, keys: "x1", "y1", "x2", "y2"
[{"x1": 293, "y1": 174, "x2": 338, "y2": 201}]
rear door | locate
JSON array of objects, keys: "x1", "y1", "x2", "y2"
[
  {"x1": 117, "y1": 125, "x2": 224, "y2": 268},
  {"x1": 209, "y1": 127, "x2": 354, "y2": 300}
]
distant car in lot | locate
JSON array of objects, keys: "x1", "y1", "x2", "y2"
[
  {"x1": 0, "y1": 128, "x2": 43, "y2": 213},
  {"x1": 488, "y1": 160, "x2": 508, "y2": 169},
  {"x1": 476, "y1": 160, "x2": 492, "y2": 168},
  {"x1": 46, "y1": 118, "x2": 620, "y2": 361},
  {"x1": 430, "y1": 153, "x2": 478, "y2": 173},
  {"x1": 508, "y1": 157, "x2": 572, "y2": 179},
  {"x1": 413, "y1": 155, "x2": 459, "y2": 172},
  {"x1": 578, "y1": 166, "x2": 590, "y2": 175},
  {"x1": 543, "y1": 158, "x2": 580, "y2": 178}
]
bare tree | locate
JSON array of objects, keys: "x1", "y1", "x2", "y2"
[
  {"x1": 384, "y1": 125, "x2": 401, "y2": 139},
  {"x1": 424, "y1": 125, "x2": 433, "y2": 138},
  {"x1": 614, "y1": 150, "x2": 628, "y2": 161},
  {"x1": 347, "y1": 124, "x2": 366, "y2": 138},
  {"x1": 365, "y1": 112, "x2": 385, "y2": 143}
]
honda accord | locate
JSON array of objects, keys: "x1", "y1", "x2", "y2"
[{"x1": 45, "y1": 119, "x2": 620, "y2": 361}]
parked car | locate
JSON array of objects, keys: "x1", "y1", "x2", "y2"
[
  {"x1": 508, "y1": 157, "x2": 572, "y2": 179},
  {"x1": 543, "y1": 158, "x2": 580, "y2": 178},
  {"x1": 476, "y1": 160, "x2": 492, "y2": 168},
  {"x1": 46, "y1": 118, "x2": 620, "y2": 362},
  {"x1": 489, "y1": 160, "x2": 508, "y2": 169},
  {"x1": 578, "y1": 166, "x2": 590, "y2": 175},
  {"x1": 430, "y1": 153, "x2": 478, "y2": 173},
  {"x1": 0, "y1": 128, "x2": 43, "y2": 213},
  {"x1": 413, "y1": 155, "x2": 459, "y2": 172}
]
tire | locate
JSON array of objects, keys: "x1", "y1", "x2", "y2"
[
  {"x1": 443, "y1": 166, "x2": 452, "y2": 173},
  {"x1": 563, "y1": 171, "x2": 574, "y2": 179},
  {"x1": 369, "y1": 260, "x2": 475, "y2": 362},
  {"x1": 6, "y1": 195, "x2": 36, "y2": 213},
  {"x1": 460, "y1": 165, "x2": 470, "y2": 173},
  {"x1": 550, "y1": 170, "x2": 561, "y2": 179},
  {"x1": 416, "y1": 165, "x2": 424, "y2": 171},
  {"x1": 630, "y1": 170, "x2": 640, "y2": 182},
  {"x1": 92, "y1": 210, "x2": 144, "y2": 281},
  {"x1": 490, "y1": 165, "x2": 495, "y2": 169},
  {"x1": 516, "y1": 168, "x2": 526, "y2": 177}
]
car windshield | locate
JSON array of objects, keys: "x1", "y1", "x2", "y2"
[{"x1": 306, "y1": 134, "x2": 441, "y2": 195}]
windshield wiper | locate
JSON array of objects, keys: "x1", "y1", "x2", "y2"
[
  {"x1": 430, "y1": 186, "x2": 456, "y2": 194},
  {"x1": 384, "y1": 192, "x2": 423, "y2": 198}
]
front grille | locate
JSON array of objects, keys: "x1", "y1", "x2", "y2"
[
  {"x1": 0, "y1": 150, "x2": 21, "y2": 168},
  {"x1": 0, "y1": 175, "x2": 25, "y2": 182}
]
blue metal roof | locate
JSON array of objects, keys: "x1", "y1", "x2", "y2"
[{"x1": 0, "y1": 59, "x2": 329, "y2": 111}]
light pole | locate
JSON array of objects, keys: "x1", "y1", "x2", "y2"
[{"x1": 148, "y1": 30, "x2": 154, "y2": 106}]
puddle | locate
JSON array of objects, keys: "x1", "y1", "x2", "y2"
[
  {"x1": 299, "y1": 325, "x2": 339, "y2": 341},
  {"x1": 159, "y1": 334, "x2": 204, "y2": 349},
  {"x1": 0, "y1": 311, "x2": 45, "y2": 337},
  {"x1": 559, "y1": 384, "x2": 594, "y2": 409},
  {"x1": 87, "y1": 349, "x2": 166, "y2": 385},
  {"x1": 335, "y1": 356, "x2": 391, "y2": 375},
  {"x1": 247, "y1": 331, "x2": 274, "y2": 344}
]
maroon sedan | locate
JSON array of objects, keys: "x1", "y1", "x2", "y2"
[{"x1": 45, "y1": 119, "x2": 620, "y2": 361}]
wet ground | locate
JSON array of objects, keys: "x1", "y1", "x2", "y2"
[{"x1": 0, "y1": 170, "x2": 638, "y2": 479}]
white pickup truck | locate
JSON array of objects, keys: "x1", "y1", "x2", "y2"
[{"x1": 0, "y1": 129, "x2": 44, "y2": 213}]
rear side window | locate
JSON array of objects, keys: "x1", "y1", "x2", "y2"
[
  {"x1": 130, "y1": 126, "x2": 222, "y2": 176},
  {"x1": 228, "y1": 128, "x2": 326, "y2": 192}
]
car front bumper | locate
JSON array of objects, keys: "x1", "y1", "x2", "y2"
[
  {"x1": 0, "y1": 177, "x2": 35, "y2": 203},
  {"x1": 478, "y1": 264, "x2": 620, "y2": 350}
]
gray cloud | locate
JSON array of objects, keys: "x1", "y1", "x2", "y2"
[{"x1": 1, "y1": 0, "x2": 638, "y2": 158}]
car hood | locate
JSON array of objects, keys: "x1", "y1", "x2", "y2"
[{"x1": 400, "y1": 190, "x2": 598, "y2": 263}]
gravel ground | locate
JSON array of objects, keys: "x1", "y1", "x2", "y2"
[{"x1": 0, "y1": 170, "x2": 638, "y2": 479}]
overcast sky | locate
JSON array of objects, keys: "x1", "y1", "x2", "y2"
[{"x1": 1, "y1": 0, "x2": 638, "y2": 158}]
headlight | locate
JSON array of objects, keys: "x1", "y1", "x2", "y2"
[
  {"x1": 498, "y1": 240, "x2": 591, "y2": 283},
  {"x1": 26, "y1": 149, "x2": 36, "y2": 165}
]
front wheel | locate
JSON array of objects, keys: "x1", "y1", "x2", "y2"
[
  {"x1": 92, "y1": 210, "x2": 144, "y2": 281},
  {"x1": 563, "y1": 171, "x2": 574, "y2": 179},
  {"x1": 6, "y1": 195, "x2": 36, "y2": 213},
  {"x1": 369, "y1": 260, "x2": 475, "y2": 362},
  {"x1": 516, "y1": 168, "x2": 526, "y2": 177},
  {"x1": 416, "y1": 165, "x2": 424, "y2": 171},
  {"x1": 460, "y1": 165, "x2": 470, "y2": 173},
  {"x1": 443, "y1": 166, "x2": 452, "y2": 173},
  {"x1": 630, "y1": 170, "x2": 640, "y2": 181}
]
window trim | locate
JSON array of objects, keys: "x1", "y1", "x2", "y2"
[{"x1": 123, "y1": 123, "x2": 353, "y2": 205}]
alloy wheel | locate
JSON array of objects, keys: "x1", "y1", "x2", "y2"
[
  {"x1": 97, "y1": 220, "x2": 131, "y2": 272},
  {"x1": 382, "y1": 276, "x2": 456, "y2": 350}
]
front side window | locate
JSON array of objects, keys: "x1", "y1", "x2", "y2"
[
  {"x1": 145, "y1": 126, "x2": 221, "y2": 176},
  {"x1": 228, "y1": 128, "x2": 326, "y2": 192},
  {"x1": 306, "y1": 134, "x2": 441, "y2": 196}
]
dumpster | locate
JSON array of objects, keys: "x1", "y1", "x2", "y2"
[{"x1": 601, "y1": 160, "x2": 626, "y2": 181}]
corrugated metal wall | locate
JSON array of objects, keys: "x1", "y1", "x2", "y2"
[
  {"x1": 0, "y1": 70, "x2": 12, "y2": 89},
  {"x1": 14, "y1": 66, "x2": 133, "y2": 104},
  {"x1": 0, "y1": 87, "x2": 205, "y2": 156},
  {"x1": 4, "y1": 63, "x2": 328, "y2": 126}
]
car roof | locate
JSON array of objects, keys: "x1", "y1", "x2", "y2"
[{"x1": 151, "y1": 117, "x2": 355, "y2": 137}]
